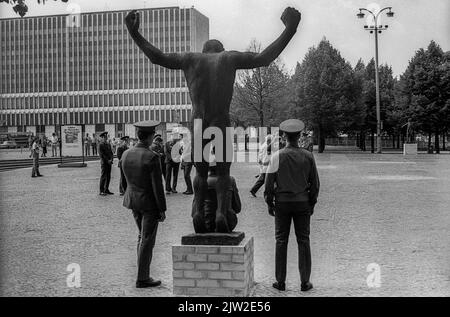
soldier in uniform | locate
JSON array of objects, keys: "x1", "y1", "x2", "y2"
[
  {"x1": 98, "y1": 131, "x2": 114, "y2": 196},
  {"x1": 121, "y1": 120, "x2": 167, "y2": 288},
  {"x1": 264, "y1": 119, "x2": 320, "y2": 292},
  {"x1": 117, "y1": 136, "x2": 130, "y2": 196}
]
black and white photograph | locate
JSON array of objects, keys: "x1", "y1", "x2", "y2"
[{"x1": 0, "y1": 0, "x2": 449, "y2": 303}]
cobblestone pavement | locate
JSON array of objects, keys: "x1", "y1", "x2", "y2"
[{"x1": 0, "y1": 153, "x2": 449, "y2": 297}]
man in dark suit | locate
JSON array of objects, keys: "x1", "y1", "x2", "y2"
[
  {"x1": 117, "y1": 136, "x2": 130, "y2": 196},
  {"x1": 265, "y1": 119, "x2": 320, "y2": 293},
  {"x1": 164, "y1": 137, "x2": 181, "y2": 194},
  {"x1": 121, "y1": 120, "x2": 167, "y2": 288},
  {"x1": 98, "y1": 131, "x2": 114, "y2": 196}
]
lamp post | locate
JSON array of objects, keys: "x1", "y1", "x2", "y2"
[{"x1": 357, "y1": 7, "x2": 394, "y2": 154}]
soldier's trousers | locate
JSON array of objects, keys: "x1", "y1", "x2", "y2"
[
  {"x1": 99, "y1": 161, "x2": 112, "y2": 193},
  {"x1": 119, "y1": 166, "x2": 127, "y2": 194},
  {"x1": 274, "y1": 201, "x2": 312, "y2": 285},
  {"x1": 31, "y1": 156, "x2": 40, "y2": 177},
  {"x1": 132, "y1": 210, "x2": 159, "y2": 282}
]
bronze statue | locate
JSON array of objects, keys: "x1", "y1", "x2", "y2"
[
  {"x1": 125, "y1": 7, "x2": 301, "y2": 233},
  {"x1": 403, "y1": 119, "x2": 416, "y2": 144}
]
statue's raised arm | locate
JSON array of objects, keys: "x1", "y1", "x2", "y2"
[
  {"x1": 229, "y1": 7, "x2": 301, "y2": 69},
  {"x1": 125, "y1": 10, "x2": 185, "y2": 70}
]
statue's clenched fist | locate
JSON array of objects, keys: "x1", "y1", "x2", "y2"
[
  {"x1": 281, "y1": 7, "x2": 301, "y2": 31},
  {"x1": 125, "y1": 10, "x2": 140, "y2": 34}
]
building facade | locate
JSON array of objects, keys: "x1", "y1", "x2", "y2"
[{"x1": 0, "y1": 6, "x2": 209, "y2": 139}]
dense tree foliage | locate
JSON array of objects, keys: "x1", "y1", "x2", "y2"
[
  {"x1": 396, "y1": 41, "x2": 450, "y2": 153},
  {"x1": 230, "y1": 40, "x2": 290, "y2": 129},
  {"x1": 289, "y1": 39, "x2": 363, "y2": 153}
]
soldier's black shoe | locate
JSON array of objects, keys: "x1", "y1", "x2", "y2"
[
  {"x1": 272, "y1": 282, "x2": 286, "y2": 291},
  {"x1": 301, "y1": 282, "x2": 313, "y2": 292},
  {"x1": 136, "y1": 278, "x2": 161, "y2": 288},
  {"x1": 99, "y1": 192, "x2": 107, "y2": 196},
  {"x1": 171, "y1": 189, "x2": 178, "y2": 194},
  {"x1": 32, "y1": 175, "x2": 37, "y2": 178},
  {"x1": 166, "y1": 191, "x2": 171, "y2": 195},
  {"x1": 183, "y1": 191, "x2": 193, "y2": 195},
  {"x1": 105, "y1": 191, "x2": 114, "y2": 195},
  {"x1": 37, "y1": 174, "x2": 43, "y2": 177}
]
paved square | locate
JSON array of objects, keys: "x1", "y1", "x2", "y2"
[{"x1": 0, "y1": 153, "x2": 449, "y2": 296}]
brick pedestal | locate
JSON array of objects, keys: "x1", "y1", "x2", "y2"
[{"x1": 172, "y1": 237, "x2": 254, "y2": 296}]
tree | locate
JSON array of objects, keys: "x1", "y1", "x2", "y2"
[
  {"x1": 361, "y1": 59, "x2": 396, "y2": 152},
  {"x1": 397, "y1": 41, "x2": 449, "y2": 153},
  {"x1": 290, "y1": 38, "x2": 362, "y2": 153},
  {"x1": 230, "y1": 40, "x2": 290, "y2": 129},
  {"x1": 0, "y1": 0, "x2": 68, "y2": 17}
]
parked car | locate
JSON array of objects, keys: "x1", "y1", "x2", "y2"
[{"x1": 0, "y1": 141, "x2": 18, "y2": 149}]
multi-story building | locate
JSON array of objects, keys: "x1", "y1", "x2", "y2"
[{"x1": 0, "y1": 6, "x2": 209, "y2": 139}]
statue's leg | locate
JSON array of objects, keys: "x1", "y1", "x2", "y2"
[
  {"x1": 192, "y1": 162, "x2": 208, "y2": 233},
  {"x1": 215, "y1": 162, "x2": 232, "y2": 233}
]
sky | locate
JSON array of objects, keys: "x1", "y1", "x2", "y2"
[{"x1": 0, "y1": 0, "x2": 449, "y2": 77}]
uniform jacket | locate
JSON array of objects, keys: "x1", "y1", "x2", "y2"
[
  {"x1": 116, "y1": 144, "x2": 129, "y2": 167},
  {"x1": 264, "y1": 145, "x2": 320, "y2": 205},
  {"x1": 121, "y1": 142, "x2": 167, "y2": 213},
  {"x1": 98, "y1": 140, "x2": 114, "y2": 163},
  {"x1": 116, "y1": 144, "x2": 128, "y2": 160}
]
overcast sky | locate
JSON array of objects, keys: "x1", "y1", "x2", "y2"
[{"x1": 1, "y1": 0, "x2": 449, "y2": 77}]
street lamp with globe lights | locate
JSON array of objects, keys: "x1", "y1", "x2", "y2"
[{"x1": 357, "y1": 7, "x2": 395, "y2": 154}]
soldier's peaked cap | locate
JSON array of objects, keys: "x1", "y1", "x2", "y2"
[
  {"x1": 99, "y1": 131, "x2": 108, "y2": 137},
  {"x1": 120, "y1": 136, "x2": 130, "y2": 141},
  {"x1": 134, "y1": 120, "x2": 160, "y2": 131},
  {"x1": 280, "y1": 119, "x2": 305, "y2": 133}
]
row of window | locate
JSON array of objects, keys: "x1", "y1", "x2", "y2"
[
  {"x1": 0, "y1": 8, "x2": 193, "y2": 34},
  {"x1": 0, "y1": 91, "x2": 191, "y2": 110},
  {"x1": 2, "y1": 108, "x2": 192, "y2": 126},
  {"x1": 1, "y1": 67, "x2": 188, "y2": 93}
]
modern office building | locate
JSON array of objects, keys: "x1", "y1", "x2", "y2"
[{"x1": 0, "y1": 6, "x2": 209, "y2": 139}]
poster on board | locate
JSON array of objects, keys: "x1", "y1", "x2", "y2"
[{"x1": 61, "y1": 125, "x2": 83, "y2": 157}]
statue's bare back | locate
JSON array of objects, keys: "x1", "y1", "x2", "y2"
[{"x1": 125, "y1": 7, "x2": 301, "y2": 233}]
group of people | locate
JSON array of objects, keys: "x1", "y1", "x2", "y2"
[
  {"x1": 97, "y1": 131, "x2": 195, "y2": 197},
  {"x1": 115, "y1": 5, "x2": 313, "y2": 292},
  {"x1": 250, "y1": 131, "x2": 314, "y2": 197},
  {"x1": 29, "y1": 133, "x2": 60, "y2": 178},
  {"x1": 111, "y1": 119, "x2": 319, "y2": 292}
]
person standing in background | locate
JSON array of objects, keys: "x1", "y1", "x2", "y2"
[
  {"x1": 117, "y1": 136, "x2": 130, "y2": 196},
  {"x1": 300, "y1": 132, "x2": 313, "y2": 153},
  {"x1": 150, "y1": 134, "x2": 166, "y2": 181},
  {"x1": 84, "y1": 133, "x2": 92, "y2": 156},
  {"x1": 41, "y1": 137, "x2": 48, "y2": 158},
  {"x1": 250, "y1": 135, "x2": 272, "y2": 197},
  {"x1": 51, "y1": 133, "x2": 58, "y2": 157},
  {"x1": 31, "y1": 137, "x2": 43, "y2": 178},
  {"x1": 98, "y1": 132, "x2": 114, "y2": 196},
  {"x1": 92, "y1": 134, "x2": 98, "y2": 156},
  {"x1": 164, "y1": 136, "x2": 181, "y2": 194},
  {"x1": 180, "y1": 134, "x2": 193, "y2": 195}
]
